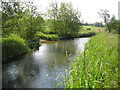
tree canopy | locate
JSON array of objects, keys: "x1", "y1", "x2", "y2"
[{"x1": 47, "y1": 2, "x2": 82, "y2": 38}]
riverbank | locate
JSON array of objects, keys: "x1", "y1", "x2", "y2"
[
  {"x1": 64, "y1": 32, "x2": 118, "y2": 88},
  {"x1": 38, "y1": 26, "x2": 104, "y2": 41},
  {"x1": 2, "y1": 37, "x2": 90, "y2": 88},
  {"x1": 2, "y1": 31, "x2": 94, "y2": 63},
  {"x1": 2, "y1": 34, "x2": 40, "y2": 63},
  {"x1": 2, "y1": 26, "x2": 104, "y2": 63}
]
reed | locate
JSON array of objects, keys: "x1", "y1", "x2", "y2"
[{"x1": 64, "y1": 32, "x2": 118, "y2": 88}]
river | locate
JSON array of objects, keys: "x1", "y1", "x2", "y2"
[{"x1": 2, "y1": 38, "x2": 90, "y2": 88}]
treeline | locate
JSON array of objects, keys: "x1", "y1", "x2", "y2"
[
  {"x1": 83, "y1": 22, "x2": 104, "y2": 28},
  {"x1": 83, "y1": 9, "x2": 119, "y2": 34},
  {"x1": 1, "y1": 1, "x2": 82, "y2": 61}
]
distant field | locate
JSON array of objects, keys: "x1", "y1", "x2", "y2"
[{"x1": 81, "y1": 26, "x2": 105, "y2": 33}]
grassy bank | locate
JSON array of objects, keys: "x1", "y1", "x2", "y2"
[
  {"x1": 64, "y1": 32, "x2": 118, "y2": 88},
  {"x1": 37, "y1": 26, "x2": 103, "y2": 41},
  {"x1": 77, "y1": 26, "x2": 104, "y2": 38},
  {"x1": 82, "y1": 26, "x2": 104, "y2": 32}
]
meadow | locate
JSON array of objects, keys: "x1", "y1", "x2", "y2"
[{"x1": 82, "y1": 26, "x2": 104, "y2": 31}]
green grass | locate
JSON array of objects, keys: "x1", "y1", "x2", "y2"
[
  {"x1": 82, "y1": 26, "x2": 105, "y2": 32},
  {"x1": 77, "y1": 26, "x2": 105, "y2": 38},
  {"x1": 64, "y1": 32, "x2": 118, "y2": 88}
]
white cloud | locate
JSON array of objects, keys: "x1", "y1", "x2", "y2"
[{"x1": 33, "y1": 0, "x2": 119, "y2": 23}]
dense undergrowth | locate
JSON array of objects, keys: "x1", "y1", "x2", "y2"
[
  {"x1": 37, "y1": 32, "x2": 59, "y2": 41},
  {"x1": 2, "y1": 34, "x2": 29, "y2": 61},
  {"x1": 38, "y1": 26, "x2": 100, "y2": 40},
  {"x1": 64, "y1": 32, "x2": 118, "y2": 88}
]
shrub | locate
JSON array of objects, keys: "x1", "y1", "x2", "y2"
[
  {"x1": 2, "y1": 34, "x2": 29, "y2": 61},
  {"x1": 37, "y1": 32, "x2": 59, "y2": 41}
]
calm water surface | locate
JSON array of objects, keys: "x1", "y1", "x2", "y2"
[{"x1": 2, "y1": 38, "x2": 90, "y2": 88}]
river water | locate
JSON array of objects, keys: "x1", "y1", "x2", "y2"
[{"x1": 2, "y1": 38, "x2": 90, "y2": 88}]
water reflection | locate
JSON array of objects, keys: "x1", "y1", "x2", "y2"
[
  {"x1": 2, "y1": 38, "x2": 89, "y2": 88},
  {"x1": 2, "y1": 52, "x2": 40, "y2": 88}
]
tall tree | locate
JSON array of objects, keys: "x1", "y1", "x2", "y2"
[
  {"x1": 47, "y1": 1, "x2": 59, "y2": 33},
  {"x1": 2, "y1": 1, "x2": 23, "y2": 36},
  {"x1": 2, "y1": 1, "x2": 44, "y2": 49},
  {"x1": 47, "y1": 2, "x2": 82, "y2": 38}
]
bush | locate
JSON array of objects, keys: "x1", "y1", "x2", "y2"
[
  {"x1": 2, "y1": 34, "x2": 29, "y2": 61},
  {"x1": 37, "y1": 32, "x2": 59, "y2": 41}
]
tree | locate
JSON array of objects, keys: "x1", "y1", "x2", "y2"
[
  {"x1": 58, "y1": 2, "x2": 82, "y2": 38},
  {"x1": 106, "y1": 16, "x2": 118, "y2": 33},
  {"x1": 16, "y1": 3, "x2": 44, "y2": 49},
  {"x1": 47, "y1": 2, "x2": 82, "y2": 38},
  {"x1": 47, "y1": 1, "x2": 59, "y2": 33},
  {"x1": 2, "y1": 1, "x2": 44, "y2": 49},
  {"x1": 98, "y1": 9, "x2": 110, "y2": 24},
  {"x1": 94, "y1": 22, "x2": 103, "y2": 27},
  {"x1": 2, "y1": 1, "x2": 23, "y2": 36}
]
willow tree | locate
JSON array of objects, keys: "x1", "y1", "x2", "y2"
[{"x1": 47, "y1": 2, "x2": 82, "y2": 38}]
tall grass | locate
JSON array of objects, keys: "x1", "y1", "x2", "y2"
[{"x1": 64, "y1": 32, "x2": 118, "y2": 88}]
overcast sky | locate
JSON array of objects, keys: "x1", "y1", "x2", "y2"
[{"x1": 27, "y1": 0, "x2": 119, "y2": 23}]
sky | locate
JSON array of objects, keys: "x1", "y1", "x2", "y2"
[{"x1": 26, "y1": 0, "x2": 119, "y2": 23}]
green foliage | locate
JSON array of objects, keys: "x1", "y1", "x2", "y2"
[
  {"x1": 47, "y1": 2, "x2": 82, "y2": 38},
  {"x1": 106, "y1": 16, "x2": 118, "y2": 33},
  {"x1": 92, "y1": 22, "x2": 103, "y2": 27},
  {"x1": 37, "y1": 32, "x2": 59, "y2": 41},
  {"x1": 76, "y1": 26, "x2": 105, "y2": 37},
  {"x1": 2, "y1": 34, "x2": 29, "y2": 61},
  {"x1": 2, "y1": 1, "x2": 44, "y2": 60},
  {"x1": 64, "y1": 32, "x2": 118, "y2": 88},
  {"x1": 78, "y1": 32, "x2": 95, "y2": 37},
  {"x1": 98, "y1": 9, "x2": 118, "y2": 34},
  {"x1": 2, "y1": 1, "x2": 44, "y2": 50},
  {"x1": 2, "y1": 1, "x2": 23, "y2": 36}
]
